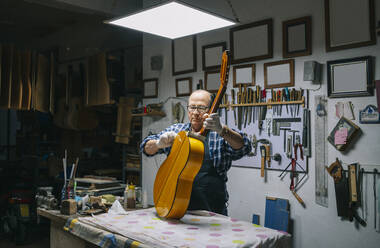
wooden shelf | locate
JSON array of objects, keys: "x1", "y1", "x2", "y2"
[
  {"x1": 220, "y1": 96, "x2": 305, "y2": 109},
  {"x1": 131, "y1": 110, "x2": 166, "y2": 117}
]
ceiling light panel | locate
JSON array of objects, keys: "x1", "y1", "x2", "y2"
[{"x1": 106, "y1": 1, "x2": 235, "y2": 39}]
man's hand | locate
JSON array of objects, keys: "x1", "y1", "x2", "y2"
[
  {"x1": 156, "y1": 131, "x2": 177, "y2": 149},
  {"x1": 203, "y1": 113, "x2": 223, "y2": 134}
]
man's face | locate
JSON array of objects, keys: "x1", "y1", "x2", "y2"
[{"x1": 188, "y1": 92, "x2": 210, "y2": 132}]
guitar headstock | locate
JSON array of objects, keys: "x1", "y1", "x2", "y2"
[{"x1": 220, "y1": 50, "x2": 230, "y2": 87}]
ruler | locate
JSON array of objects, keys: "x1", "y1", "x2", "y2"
[{"x1": 315, "y1": 95, "x2": 328, "y2": 207}]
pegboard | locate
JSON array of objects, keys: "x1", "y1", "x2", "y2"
[{"x1": 219, "y1": 88, "x2": 309, "y2": 173}]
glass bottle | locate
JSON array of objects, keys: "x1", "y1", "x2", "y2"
[{"x1": 127, "y1": 185, "x2": 136, "y2": 209}]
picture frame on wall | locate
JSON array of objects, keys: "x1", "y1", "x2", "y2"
[
  {"x1": 324, "y1": 0, "x2": 376, "y2": 52},
  {"x1": 230, "y1": 19, "x2": 273, "y2": 64},
  {"x1": 202, "y1": 42, "x2": 226, "y2": 71},
  {"x1": 327, "y1": 56, "x2": 373, "y2": 98},
  {"x1": 282, "y1": 16, "x2": 312, "y2": 58},
  {"x1": 204, "y1": 70, "x2": 220, "y2": 93},
  {"x1": 264, "y1": 59, "x2": 295, "y2": 89},
  {"x1": 175, "y1": 77, "x2": 192, "y2": 97},
  {"x1": 172, "y1": 35, "x2": 197, "y2": 75},
  {"x1": 143, "y1": 78, "x2": 158, "y2": 98},
  {"x1": 233, "y1": 63, "x2": 255, "y2": 88}
]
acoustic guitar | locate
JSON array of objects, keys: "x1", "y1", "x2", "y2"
[{"x1": 153, "y1": 51, "x2": 230, "y2": 219}]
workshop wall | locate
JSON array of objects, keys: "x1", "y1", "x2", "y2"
[{"x1": 141, "y1": 0, "x2": 380, "y2": 247}]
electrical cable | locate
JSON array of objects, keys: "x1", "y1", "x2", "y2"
[{"x1": 225, "y1": 0, "x2": 240, "y2": 23}]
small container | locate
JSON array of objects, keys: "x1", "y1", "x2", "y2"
[
  {"x1": 123, "y1": 185, "x2": 129, "y2": 209},
  {"x1": 127, "y1": 185, "x2": 136, "y2": 209},
  {"x1": 142, "y1": 190, "x2": 148, "y2": 208}
]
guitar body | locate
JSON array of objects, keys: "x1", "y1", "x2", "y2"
[
  {"x1": 154, "y1": 131, "x2": 204, "y2": 218},
  {"x1": 153, "y1": 51, "x2": 230, "y2": 219}
]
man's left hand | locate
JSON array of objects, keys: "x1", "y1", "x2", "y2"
[{"x1": 203, "y1": 113, "x2": 223, "y2": 134}]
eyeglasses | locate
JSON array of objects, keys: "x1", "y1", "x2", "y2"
[{"x1": 187, "y1": 105, "x2": 209, "y2": 113}]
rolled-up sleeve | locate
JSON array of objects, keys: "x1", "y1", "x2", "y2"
[
  {"x1": 225, "y1": 129, "x2": 252, "y2": 161},
  {"x1": 140, "y1": 123, "x2": 190, "y2": 157}
]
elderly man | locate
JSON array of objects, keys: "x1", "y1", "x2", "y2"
[{"x1": 141, "y1": 90, "x2": 251, "y2": 215}]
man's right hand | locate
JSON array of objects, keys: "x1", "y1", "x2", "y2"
[{"x1": 156, "y1": 131, "x2": 177, "y2": 149}]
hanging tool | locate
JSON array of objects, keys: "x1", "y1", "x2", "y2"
[
  {"x1": 248, "y1": 134, "x2": 257, "y2": 156},
  {"x1": 259, "y1": 89, "x2": 267, "y2": 134},
  {"x1": 272, "y1": 153, "x2": 282, "y2": 164},
  {"x1": 347, "y1": 163, "x2": 366, "y2": 226},
  {"x1": 231, "y1": 89, "x2": 237, "y2": 126},
  {"x1": 288, "y1": 130, "x2": 299, "y2": 146},
  {"x1": 252, "y1": 87, "x2": 256, "y2": 123},
  {"x1": 297, "y1": 89, "x2": 303, "y2": 116},
  {"x1": 280, "y1": 128, "x2": 291, "y2": 152},
  {"x1": 272, "y1": 118, "x2": 301, "y2": 136},
  {"x1": 244, "y1": 85, "x2": 249, "y2": 128},
  {"x1": 265, "y1": 144, "x2": 271, "y2": 168},
  {"x1": 223, "y1": 94, "x2": 228, "y2": 125},
  {"x1": 315, "y1": 95, "x2": 328, "y2": 207},
  {"x1": 248, "y1": 88, "x2": 253, "y2": 125},
  {"x1": 302, "y1": 109, "x2": 311, "y2": 157},
  {"x1": 279, "y1": 142, "x2": 306, "y2": 207},
  {"x1": 374, "y1": 169, "x2": 378, "y2": 229},
  {"x1": 260, "y1": 145, "x2": 266, "y2": 178},
  {"x1": 256, "y1": 85, "x2": 261, "y2": 123},
  {"x1": 286, "y1": 135, "x2": 292, "y2": 158},
  {"x1": 237, "y1": 85, "x2": 242, "y2": 130},
  {"x1": 284, "y1": 88, "x2": 290, "y2": 115}
]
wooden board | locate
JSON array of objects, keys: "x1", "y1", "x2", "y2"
[
  {"x1": 264, "y1": 197, "x2": 289, "y2": 232},
  {"x1": 0, "y1": 44, "x2": 13, "y2": 109},
  {"x1": 86, "y1": 53, "x2": 110, "y2": 106},
  {"x1": 49, "y1": 52, "x2": 55, "y2": 114},
  {"x1": 20, "y1": 50, "x2": 32, "y2": 110},
  {"x1": 10, "y1": 48, "x2": 22, "y2": 109},
  {"x1": 115, "y1": 97, "x2": 134, "y2": 144},
  {"x1": 35, "y1": 54, "x2": 50, "y2": 112},
  {"x1": 75, "y1": 177, "x2": 120, "y2": 189}
]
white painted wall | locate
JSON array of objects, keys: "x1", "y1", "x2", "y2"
[{"x1": 141, "y1": 0, "x2": 380, "y2": 247}]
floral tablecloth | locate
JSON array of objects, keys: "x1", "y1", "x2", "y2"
[{"x1": 72, "y1": 207, "x2": 290, "y2": 248}]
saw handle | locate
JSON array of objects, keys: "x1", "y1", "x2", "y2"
[
  {"x1": 292, "y1": 190, "x2": 305, "y2": 207},
  {"x1": 260, "y1": 145, "x2": 266, "y2": 177}
]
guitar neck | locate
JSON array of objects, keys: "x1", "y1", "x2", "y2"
[{"x1": 199, "y1": 51, "x2": 230, "y2": 136}]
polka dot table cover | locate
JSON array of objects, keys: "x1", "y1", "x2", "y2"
[{"x1": 78, "y1": 208, "x2": 291, "y2": 248}]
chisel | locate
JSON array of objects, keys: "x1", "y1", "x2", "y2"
[
  {"x1": 237, "y1": 85, "x2": 242, "y2": 130},
  {"x1": 231, "y1": 89, "x2": 237, "y2": 126},
  {"x1": 223, "y1": 94, "x2": 228, "y2": 125}
]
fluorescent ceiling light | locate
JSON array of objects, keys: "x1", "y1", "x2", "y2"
[{"x1": 105, "y1": 1, "x2": 236, "y2": 39}]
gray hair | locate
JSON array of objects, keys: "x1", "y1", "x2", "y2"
[{"x1": 189, "y1": 90, "x2": 212, "y2": 107}]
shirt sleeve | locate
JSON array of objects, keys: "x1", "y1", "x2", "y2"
[
  {"x1": 140, "y1": 124, "x2": 181, "y2": 157},
  {"x1": 224, "y1": 129, "x2": 252, "y2": 161}
]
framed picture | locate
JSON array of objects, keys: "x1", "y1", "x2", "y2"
[
  {"x1": 204, "y1": 70, "x2": 220, "y2": 93},
  {"x1": 143, "y1": 78, "x2": 158, "y2": 98},
  {"x1": 230, "y1": 19, "x2": 273, "y2": 64},
  {"x1": 327, "y1": 56, "x2": 373, "y2": 98},
  {"x1": 233, "y1": 63, "x2": 255, "y2": 87},
  {"x1": 324, "y1": 0, "x2": 376, "y2": 52},
  {"x1": 264, "y1": 59, "x2": 294, "y2": 89},
  {"x1": 172, "y1": 35, "x2": 197, "y2": 75},
  {"x1": 282, "y1": 16, "x2": 312, "y2": 58},
  {"x1": 202, "y1": 42, "x2": 226, "y2": 71},
  {"x1": 175, "y1": 77, "x2": 192, "y2": 97}
]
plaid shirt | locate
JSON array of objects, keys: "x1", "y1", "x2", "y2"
[{"x1": 140, "y1": 123, "x2": 252, "y2": 183}]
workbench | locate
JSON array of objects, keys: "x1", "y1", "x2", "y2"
[
  {"x1": 37, "y1": 207, "x2": 291, "y2": 248},
  {"x1": 37, "y1": 208, "x2": 97, "y2": 248}
]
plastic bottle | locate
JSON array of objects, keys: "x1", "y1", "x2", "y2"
[{"x1": 127, "y1": 185, "x2": 136, "y2": 209}]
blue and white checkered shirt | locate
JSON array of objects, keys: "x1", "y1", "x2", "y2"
[{"x1": 140, "y1": 123, "x2": 252, "y2": 183}]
